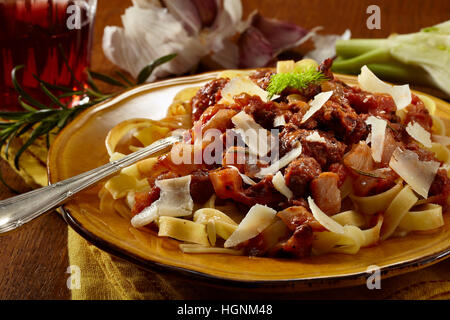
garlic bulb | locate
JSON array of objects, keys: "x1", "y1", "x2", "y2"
[{"x1": 103, "y1": 0, "x2": 318, "y2": 82}]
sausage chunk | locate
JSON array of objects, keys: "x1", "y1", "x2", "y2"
[
  {"x1": 284, "y1": 157, "x2": 322, "y2": 198},
  {"x1": 191, "y1": 78, "x2": 229, "y2": 121}
]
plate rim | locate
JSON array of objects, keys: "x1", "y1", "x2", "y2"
[
  {"x1": 60, "y1": 204, "x2": 450, "y2": 290},
  {"x1": 49, "y1": 70, "x2": 450, "y2": 290}
]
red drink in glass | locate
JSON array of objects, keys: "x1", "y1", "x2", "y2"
[{"x1": 0, "y1": 0, "x2": 97, "y2": 110}]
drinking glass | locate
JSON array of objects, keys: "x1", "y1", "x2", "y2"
[{"x1": 0, "y1": 0, "x2": 97, "y2": 110}]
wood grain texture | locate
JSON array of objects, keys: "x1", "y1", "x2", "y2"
[{"x1": 0, "y1": 0, "x2": 448, "y2": 299}]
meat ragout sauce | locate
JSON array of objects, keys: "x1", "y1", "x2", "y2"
[{"x1": 133, "y1": 59, "x2": 450, "y2": 259}]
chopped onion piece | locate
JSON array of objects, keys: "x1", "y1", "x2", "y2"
[
  {"x1": 276, "y1": 60, "x2": 295, "y2": 73},
  {"x1": 272, "y1": 171, "x2": 293, "y2": 199},
  {"x1": 301, "y1": 91, "x2": 333, "y2": 123},
  {"x1": 406, "y1": 122, "x2": 432, "y2": 148},
  {"x1": 255, "y1": 142, "x2": 303, "y2": 178},
  {"x1": 231, "y1": 111, "x2": 276, "y2": 157},
  {"x1": 305, "y1": 131, "x2": 327, "y2": 143},
  {"x1": 365, "y1": 116, "x2": 387, "y2": 162},
  {"x1": 224, "y1": 204, "x2": 277, "y2": 248},
  {"x1": 308, "y1": 196, "x2": 344, "y2": 234},
  {"x1": 220, "y1": 76, "x2": 270, "y2": 104},
  {"x1": 389, "y1": 148, "x2": 440, "y2": 198},
  {"x1": 358, "y1": 65, "x2": 411, "y2": 110},
  {"x1": 131, "y1": 175, "x2": 193, "y2": 227}
]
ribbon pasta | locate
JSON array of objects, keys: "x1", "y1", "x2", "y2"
[
  {"x1": 399, "y1": 204, "x2": 444, "y2": 232},
  {"x1": 349, "y1": 183, "x2": 402, "y2": 215}
]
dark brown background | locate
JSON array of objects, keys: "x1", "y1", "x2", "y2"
[{"x1": 0, "y1": 0, "x2": 449, "y2": 300}]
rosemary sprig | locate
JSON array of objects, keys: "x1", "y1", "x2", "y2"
[
  {"x1": 266, "y1": 67, "x2": 328, "y2": 99},
  {"x1": 0, "y1": 53, "x2": 177, "y2": 175},
  {"x1": 136, "y1": 53, "x2": 177, "y2": 84}
]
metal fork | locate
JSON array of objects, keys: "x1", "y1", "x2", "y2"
[{"x1": 0, "y1": 134, "x2": 182, "y2": 234}]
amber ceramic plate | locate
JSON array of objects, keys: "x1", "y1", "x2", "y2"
[{"x1": 48, "y1": 72, "x2": 450, "y2": 291}]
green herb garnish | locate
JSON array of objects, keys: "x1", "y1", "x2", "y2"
[
  {"x1": 266, "y1": 67, "x2": 327, "y2": 99},
  {"x1": 422, "y1": 26, "x2": 439, "y2": 33}
]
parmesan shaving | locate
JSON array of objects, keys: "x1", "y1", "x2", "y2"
[
  {"x1": 358, "y1": 65, "x2": 411, "y2": 110},
  {"x1": 255, "y1": 142, "x2": 303, "y2": 178},
  {"x1": 227, "y1": 165, "x2": 256, "y2": 185},
  {"x1": 389, "y1": 148, "x2": 440, "y2": 198},
  {"x1": 301, "y1": 91, "x2": 333, "y2": 123},
  {"x1": 131, "y1": 175, "x2": 194, "y2": 227},
  {"x1": 272, "y1": 171, "x2": 294, "y2": 200},
  {"x1": 365, "y1": 116, "x2": 387, "y2": 162},
  {"x1": 305, "y1": 131, "x2": 327, "y2": 143},
  {"x1": 308, "y1": 196, "x2": 344, "y2": 234},
  {"x1": 231, "y1": 111, "x2": 276, "y2": 157},
  {"x1": 224, "y1": 204, "x2": 277, "y2": 248},
  {"x1": 220, "y1": 76, "x2": 271, "y2": 104},
  {"x1": 406, "y1": 122, "x2": 432, "y2": 148},
  {"x1": 273, "y1": 115, "x2": 286, "y2": 127}
]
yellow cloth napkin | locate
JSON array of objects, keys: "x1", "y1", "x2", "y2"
[
  {"x1": 68, "y1": 226, "x2": 450, "y2": 300},
  {"x1": 4, "y1": 137, "x2": 449, "y2": 300}
]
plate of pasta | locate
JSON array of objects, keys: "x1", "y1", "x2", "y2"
[{"x1": 48, "y1": 58, "x2": 450, "y2": 290}]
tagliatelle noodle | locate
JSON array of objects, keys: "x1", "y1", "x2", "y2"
[
  {"x1": 193, "y1": 208, "x2": 238, "y2": 240},
  {"x1": 331, "y1": 210, "x2": 366, "y2": 228},
  {"x1": 381, "y1": 185, "x2": 418, "y2": 240},
  {"x1": 179, "y1": 244, "x2": 244, "y2": 255},
  {"x1": 349, "y1": 183, "x2": 403, "y2": 215},
  {"x1": 427, "y1": 142, "x2": 450, "y2": 163},
  {"x1": 158, "y1": 216, "x2": 210, "y2": 246},
  {"x1": 399, "y1": 204, "x2": 444, "y2": 231}
]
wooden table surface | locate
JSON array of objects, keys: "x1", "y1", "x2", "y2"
[{"x1": 0, "y1": 0, "x2": 449, "y2": 300}]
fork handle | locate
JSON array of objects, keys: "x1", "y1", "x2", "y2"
[{"x1": 0, "y1": 135, "x2": 181, "y2": 234}]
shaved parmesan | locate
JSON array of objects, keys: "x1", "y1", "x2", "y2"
[
  {"x1": 227, "y1": 165, "x2": 256, "y2": 185},
  {"x1": 365, "y1": 116, "x2": 387, "y2": 162},
  {"x1": 406, "y1": 122, "x2": 432, "y2": 148},
  {"x1": 365, "y1": 133, "x2": 372, "y2": 145},
  {"x1": 301, "y1": 91, "x2": 333, "y2": 123},
  {"x1": 389, "y1": 148, "x2": 440, "y2": 198},
  {"x1": 272, "y1": 172, "x2": 293, "y2": 199},
  {"x1": 305, "y1": 131, "x2": 327, "y2": 143},
  {"x1": 126, "y1": 191, "x2": 136, "y2": 209},
  {"x1": 224, "y1": 204, "x2": 277, "y2": 248},
  {"x1": 231, "y1": 111, "x2": 276, "y2": 157},
  {"x1": 220, "y1": 76, "x2": 271, "y2": 104},
  {"x1": 255, "y1": 142, "x2": 303, "y2": 178},
  {"x1": 358, "y1": 65, "x2": 411, "y2": 110},
  {"x1": 273, "y1": 115, "x2": 286, "y2": 127},
  {"x1": 131, "y1": 175, "x2": 193, "y2": 227},
  {"x1": 131, "y1": 202, "x2": 158, "y2": 228},
  {"x1": 308, "y1": 196, "x2": 344, "y2": 234}
]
